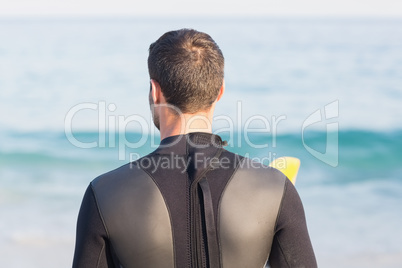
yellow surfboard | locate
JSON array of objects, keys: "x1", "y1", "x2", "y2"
[{"x1": 269, "y1": 157, "x2": 300, "y2": 185}]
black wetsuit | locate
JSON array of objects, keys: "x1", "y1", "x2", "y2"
[{"x1": 73, "y1": 132, "x2": 317, "y2": 267}]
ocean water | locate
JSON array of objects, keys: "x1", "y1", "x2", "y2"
[{"x1": 0, "y1": 17, "x2": 402, "y2": 267}]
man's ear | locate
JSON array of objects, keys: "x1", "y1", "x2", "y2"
[
  {"x1": 216, "y1": 79, "x2": 225, "y2": 102},
  {"x1": 150, "y1": 79, "x2": 163, "y2": 104}
]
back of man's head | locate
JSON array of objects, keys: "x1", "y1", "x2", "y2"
[{"x1": 148, "y1": 29, "x2": 224, "y2": 114}]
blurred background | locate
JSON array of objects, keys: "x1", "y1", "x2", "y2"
[{"x1": 0, "y1": 1, "x2": 401, "y2": 267}]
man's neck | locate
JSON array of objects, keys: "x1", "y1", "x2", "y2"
[{"x1": 159, "y1": 112, "x2": 213, "y2": 141}]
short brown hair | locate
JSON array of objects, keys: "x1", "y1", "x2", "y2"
[{"x1": 148, "y1": 29, "x2": 224, "y2": 113}]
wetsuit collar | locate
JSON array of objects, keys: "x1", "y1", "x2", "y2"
[{"x1": 154, "y1": 132, "x2": 225, "y2": 155}]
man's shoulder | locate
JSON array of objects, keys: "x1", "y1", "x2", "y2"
[
  {"x1": 218, "y1": 148, "x2": 287, "y2": 180},
  {"x1": 90, "y1": 158, "x2": 152, "y2": 189},
  {"x1": 229, "y1": 154, "x2": 288, "y2": 188}
]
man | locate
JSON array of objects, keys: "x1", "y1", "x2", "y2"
[{"x1": 73, "y1": 29, "x2": 317, "y2": 267}]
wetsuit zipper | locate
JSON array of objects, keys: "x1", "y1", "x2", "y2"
[{"x1": 190, "y1": 145, "x2": 223, "y2": 268}]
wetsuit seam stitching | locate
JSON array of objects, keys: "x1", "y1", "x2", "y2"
[
  {"x1": 185, "y1": 136, "x2": 192, "y2": 268},
  {"x1": 141, "y1": 166, "x2": 177, "y2": 268},
  {"x1": 216, "y1": 154, "x2": 244, "y2": 267},
  {"x1": 96, "y1": 243, "x2": 105, "y2": 268},
  {"x1": 273, "y1": 177, "x2": 288, "y2": 233},
  {"x1": 90, "y1": 183, "x2": 111, "y2": 239},
  {"x1": 89, "y1": 183, "x2": 114, "y2": 267},
  {"x1": 275, "y1": 235, "x2": 292, "y2": 267},
  {"x1": 272, "y1": 179, "x2": 291, "y2": 267}
]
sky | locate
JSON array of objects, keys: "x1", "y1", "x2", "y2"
[{"x1": 1, "y1": 0, "x2": 402, "y2": 17}]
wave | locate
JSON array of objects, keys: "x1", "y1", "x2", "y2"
[{"x1": 1, "y1": 130, "x2": 401, "y2": 183}]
